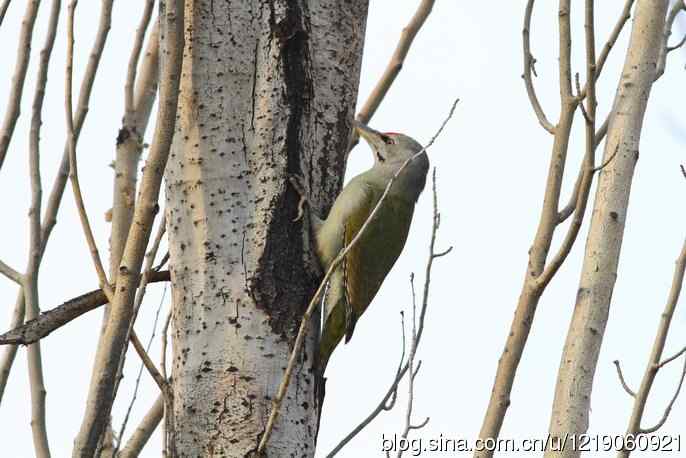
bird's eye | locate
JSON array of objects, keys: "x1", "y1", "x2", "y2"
[{"x1": 381, "y1": 134, "x2": 394, "y2": 145}]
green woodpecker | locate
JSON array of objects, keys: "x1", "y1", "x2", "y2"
[{"x1": 315, "y1": 121, "x2": 429, "y2": 369}]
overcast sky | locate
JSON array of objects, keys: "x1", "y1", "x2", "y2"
[{"x1": 1, "y1": 1, "x2": 685, "y2": 457}]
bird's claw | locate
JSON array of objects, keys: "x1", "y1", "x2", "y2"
[{"x1": 288, "y1": 175, "x2": 307, "y2": 223}]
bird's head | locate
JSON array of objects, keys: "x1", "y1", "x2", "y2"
[
  {"x1": 354, "y1": 120, "x2": 425, "y2": 165},
  {"x1": 353, "y1": 120, "x2": 429, "y2": 200}
]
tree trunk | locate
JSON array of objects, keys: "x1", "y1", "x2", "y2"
[
  {"x1": 546, "y1": 1, "x2": 668, "y2": 456},
  {"x1": 164, "y1": 1, "x2": 368, "y2": 455}
]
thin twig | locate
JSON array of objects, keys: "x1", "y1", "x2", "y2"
[
  {"x1": 639, "y1": 355, "x2": 686, "y2": 435},
  {"x1": 591, "y1": 145, "x2": 618, "y2": 173},
  {"x1": 656, "y1": 0, "x2": 686, "y2": 80},
  {"x1": 125, "y1": 0, "x2": 154, "y2": 119},
  {"x1": 596, "y1": 0, "x2": 634, "y2": 79},
  {"x1": 613, "y1": 360, "x2": 636, "y2": 397},
  {"x1": 576, "y1": 0, "x2": 635, "y2": 103},
  {"x1": 129, "y1": 331, "x2": 168, "y2": 392},
  {"x1": 396, "y1": 274, "x2": 428, "y2": 458},
  {"x1": 115, "y1": 283, "x2": 168, "y2": 456},
  {"x1": 475, "y1": 2, "x2": 580, "y2": 453},
  {"x1": 535, "y1": 0, "x2": 599, "y2": 293},
  {"x1": 522, "y1": 0, "x2": 555, "y2": 134},
  {"x1": 574, "y1": 73, "x2": 591, "y2": 124},
  {"x1": 259, "y1": 100, "x2": 458, "y2": 454},
  {"x1": 349, "y1": 0, "x2": 436, "y2": 151},
  {"x1": 558, "y1": 168, "x2": 584, "y2": 224},
  {"x1": 110, "y1": 9, "x2": 159, "y2": 286},
  {"x1": 658, "y1": 345, "x2": 686, "y2": 370},
  {"x1": 666, "y1": 32, "x2": 686, "y2": 52},
  {"x1": 118, "y1": 394, "x2": 164, "y2": 458},
  {"x1": 66, "y1": 0, "x2": 114, "y2": 302},
  {"x1": 161, "y1": 310, "x2": 172, "y2": 381}
]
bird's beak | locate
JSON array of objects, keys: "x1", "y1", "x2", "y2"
[{"x1": 353, "y1": 120, "x2": 385, "y2": 152}]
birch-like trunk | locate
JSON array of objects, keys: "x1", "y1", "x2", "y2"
[
  {"x1": 546, "y1": 1, "x2": 668, "y2": 456},
  {"x1": 165, "y1": 1, "x2": 368, "y2": 455}
]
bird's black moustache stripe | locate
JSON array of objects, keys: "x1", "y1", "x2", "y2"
[{"x1": 376, "y1": 151, "x2": 385, "y2": 162}]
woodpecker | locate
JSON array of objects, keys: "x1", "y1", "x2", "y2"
[{"x1": 315, "y1": 121, "x2": 429, "y2": 370}]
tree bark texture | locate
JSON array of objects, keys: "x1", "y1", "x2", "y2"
[{"x1": 165, "y1": 1, "x2": 368, "y2": 455}]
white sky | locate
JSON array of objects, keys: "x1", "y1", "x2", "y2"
[{"x1": 0, "y1": 1, "x2": 685, "y2": 457}]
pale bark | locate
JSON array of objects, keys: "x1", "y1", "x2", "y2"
[
  {"x1": 546, "y1": 1, "x2": 668, "y2": 456},
  {"x1": 164, "y1": 0, "x2": 367, "y2": 455},
  {"x1": 110, "y1": 11, "x2": 159, "y2": 284},
  {"x1": 102, "y1": 20, "x2": 160, "y2": 458}
]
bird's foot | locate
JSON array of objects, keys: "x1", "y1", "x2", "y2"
[{"x1": 288, "y1": 174, "x2": 308, "y2": 223}]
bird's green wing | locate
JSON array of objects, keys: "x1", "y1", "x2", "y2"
[
  {"x1": 317, "y1": 179, "x2": 415, "y2": 369},
  {"x1": 343, "y1": 190, "x2": 414, "y2": 342}
]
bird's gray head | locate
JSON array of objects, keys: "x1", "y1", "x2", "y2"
[{"x1": 354, "y1": 120, "x2": 429, "y2": 201}]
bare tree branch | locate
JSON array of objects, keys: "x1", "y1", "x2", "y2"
[
  {"x1": 0, "y1": 0, "x2": 12, "y2": 28},
  {"x1": 0, "y1": 271, "x2": 170, "y2": 346},
  {"x1": 0, "y1": 0, "x2": 115, "y2": 401},
  {"x1": 596, "y1": 0, "x2": 635, "y2": 79},
  {"x1": 66, "y1": 0, "x2": 114, "y2": 304},
  {"x1": 522, "y1": 0, "x2": 556, "y2": 134},
  {"x1": 655, "y1": 0, "x2": 686, "y2": 79},
  {"x1": 0, "y1": 260, "x2": 23, "y2": 285},
  {"x1": 117, "y1": 394, "x2": 164, "y2": 458},
  {"x1": 476, "y1": 2, "x2": 580, "y2": 452},
  {"x1": 110, "y1": 7, "x2": 158, "y2": 287},
  {"x1": 534, "y1": 0, "x2": 599, "y2": 294},
  {"x1": 349, "y1": 0, "x2": 436, "y2": 151},
  {"x1": 667, "y1": 32, "x2": 686, "y2": 52},
  {"x1": 617, "y1": 235, "x2": 686, "y2": 456},
  {"x1": 638, "y1": 356, "x2": 686, "y2": 435},
  {"x1": 113, "y1": 217, "x2": 167, "y2": 456},
  {"x1": 557, "y1": 167, "x2": 584, "y2": 224},
  {"x1": 73, "y1": 2, "x2": 185, "y2": 453},
  {"x1": 115, "y1": 293, "x2": 166, "y2": 453},
  {"x1": 395, "y1": 274, "x2": 428, "y2": 458},
  {"x1": 658, "y1": 345, "x2": 686, "y2": 369},
  {"x1": 0, "y1": 0, "x2": 41, "y2": 172},
  {"x1": 613, "y1": 360, "x2": 636, "y2": 397},
  {"x1": 547, "y1": 2, "x2": 669, "y2": 453},
  {"x1": 160, "y1": 309, "x2": 171, "y2": 379},
  {"x1": 258, "y1": 99, "x2": 458, "y2": 454},
  {"x1": 22, "y1": 1, "x2": 62, "y2": 455},
  {"x1": 129, "y1": 331, "x2": 168, "y2": 393},
  {"x1": 125, "y1": 1, "x2": 154, "y2": 121}
]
